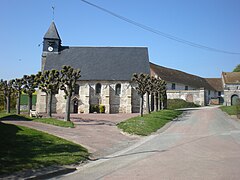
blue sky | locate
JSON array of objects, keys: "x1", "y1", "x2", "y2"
[{"x1": 1, "y1": 0, "x2": 240, "y2": 80}]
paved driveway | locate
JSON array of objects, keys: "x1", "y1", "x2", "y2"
[
  {"x1": 59, "y1": 107, "x2": 240, "y2": 180},
  {"x1": 4, "y1": 113, "x2": 140, "y2": 158}
]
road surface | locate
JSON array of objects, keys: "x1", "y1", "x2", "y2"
[{"x1": 56, "y1": 106, "x2": 240, "y2": 180}]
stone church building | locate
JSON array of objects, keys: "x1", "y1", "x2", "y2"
[
  {"x1": 36, "y1": 22, "x2": 150, "y2": 114},
  {"x1": 36, "y1": 22, "x2": 239, "y2": 114}
]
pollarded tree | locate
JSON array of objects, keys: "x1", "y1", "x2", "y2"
[
  {"x1": 12, "y1": 78, "x2": 24, "y2": 114},
  {"x1": 36, "y1": 69, "x2": 60, "y2": 117},
  {"x1": 156, "y1": 78, "x2": 167, "y2": 110},
  {"x1": 22, "y1": 74, "x2": 38, "y2": 113},
  {"x1": 60, "y1": 65, "x2": 81, "y2": 121},
  {"x1": 0, "y1": 79, "x2": 14, "y2": 113},
  {"x1": 150, "y1": 76, "x2": 158, "y2": 112},
  {"x1": 132, "y1": 73, "x2": 149, "y2": 117},
  {"x1": 0, "y1": 79, "x2": 5, "y2": 110},
  {"x1": 145, "y1": 74, "x2": 151, "y2": 114}
]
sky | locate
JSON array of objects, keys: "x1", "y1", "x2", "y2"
[{"x1": 1, "y1": 0, "x2": 240, "y2": 80}]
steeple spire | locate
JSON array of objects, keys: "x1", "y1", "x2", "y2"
[{"x1": 44, "y1": 21, "x2": 61, "y2": 40}]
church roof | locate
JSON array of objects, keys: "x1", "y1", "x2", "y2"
[
  {"x1": 44, "y1": 46, "x2": 150, "y2": 81},
  {"x1": 222, "y1": 72, "x2": 240, "y2": 84},
  {"x1": 44, "y1": 22, "x2": 61, "y2": 40},
  {"x1": 150, "y1": 62, "x2": 219, "y2": 91}
]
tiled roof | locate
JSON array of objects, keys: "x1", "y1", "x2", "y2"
[
  {"x1": 150, "y1": 62, "x2": 220, "y2": 91},
  {"x1": 222, "y1": 72, "x2": 240, "y2": 84},
  {"x1": 205, "y1": 78, "x2": 223, "y2": 91},
  {"x1": 44, "y1": 46, "x2": 150, "y2": 81}
]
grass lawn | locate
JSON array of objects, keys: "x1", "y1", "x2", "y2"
[
  {"x1": 0, "y1": 113, "x2": 74, "y2": 128},
  {"x1": 117, "y1": 110, "x2": 182, "y2": 136},
  {"x1": 219, "y1": 105, "x2": 239, "y2": 116},
  {"x1": 0, "y1": 122, "x2": 89, "y2": 175}
]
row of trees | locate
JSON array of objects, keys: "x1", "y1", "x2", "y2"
[
  {"x1": 0, "y1": 65, "x2": 80, "y2": 121},
  {"x1": 132, "y1": 73, "x2": 167, "y2": 117}
]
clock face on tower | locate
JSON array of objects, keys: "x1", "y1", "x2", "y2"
[{"x1": 48, "y1": 46, "x2": 53, "y2": 52}]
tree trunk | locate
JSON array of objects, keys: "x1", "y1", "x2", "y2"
[
  {"x1": 158, "y1": 93, "x2": 161, "y2": 110},
  {"x1": 65, "y1": 94, "x2": 71, "y2": 121},
  {"x1": 140, "y1": 94, "x2": 144, "y2": 117},
  {"x1": 146, "y1": 91, "x2": 151, "y2": 114},
  {"x1": 6, "y1": 95, "x2": 10, "y2": 114},
  {"x1": 154, "y1": 93, "x2": 158, "y2": 112},
  {"x1": 28, "y1": 94, "x2": 33, "y2": 113},
  {"x1": 16, "y1": 92, "x2": 21, "y2": 114},
  {"x1": 47, "y1": 92, "x2": 53, "y2": 117}
]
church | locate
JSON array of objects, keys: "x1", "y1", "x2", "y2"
[
  {"x1": 36, "y1": 22, "x2": 150, "y2": 114},
  {"x1": 36, "y1": 22, "x2": 237, "y2": 115}
]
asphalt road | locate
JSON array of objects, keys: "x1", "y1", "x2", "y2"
[{"x1": 56, "y1": 106, "x2": 240, "y2": 180}]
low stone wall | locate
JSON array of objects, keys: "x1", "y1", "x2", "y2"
[{"x1": 167, "y1": 89, "x2": 206, "y2": 106}]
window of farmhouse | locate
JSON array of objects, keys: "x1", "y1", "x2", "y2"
[
  {"x1": 96, "y1": 83, "x2": 101, "y2": 95},
  {"x1": 172, "y1": 83, "x2": 176, "y2": 90},
  {"x1": 185, "y1": 86, "x2": 188, "y2": 90},
  {"x1": 115, "y1": 84, "x2": 121, "y2": 95}
]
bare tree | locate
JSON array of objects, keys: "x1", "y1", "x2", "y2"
[
  {"x1": 0, "y1": 79, "x2": 14, "y2": 113},
  {"x1": 36, "y1": 70, "x2": 60, "y2": 117},
  {"x1": 132, "y1": 73, "x2": 149, "y2": 117},
  {"x1": 22, "y1": 74, "x2": 38, "y2": 113},
  {"x1": 60, "y1": 65, "x2": 81, "y2": 121},
  {"x1": 12, "y1": 78, "x2": 24, "y2": 114}
]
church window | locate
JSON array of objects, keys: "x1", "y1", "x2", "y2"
[
  {"x1": 115, "y1": 84, "x2": 121, "y2": 95},
  {"x1": 96, "y1": 83, "x2": 101, "y2": 95},
  {"x1": 74, "y1": 84, "x2": 79, "y2": 95}
]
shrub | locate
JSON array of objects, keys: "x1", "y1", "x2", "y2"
[
  {"x1": 90, "y1": 105, "x2": 99, "y2": 113},
  {"x1": 167, "y1": 99, "x2": 200, "y2": 110},
  {"x1": 99, "y1": 104, "x2": 105, "y2": 113}
]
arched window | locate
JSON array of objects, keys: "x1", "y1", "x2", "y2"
[
  {"x1": 96, "y1": 83, "x2": 101, "y2": 95},
  {"x1": 115, "y1": 84, "x2": 121, "y2": 95},
  {"x1": 74, "y1": 84, "x2": 79, "y2": 95}
]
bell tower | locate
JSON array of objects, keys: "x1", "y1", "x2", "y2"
[
  {"x1": 43, "y1": 21, "x2": 61, "y2": 53},
  {"x1": 41, "y1": 22, "x2": 61, "y2": 71}
]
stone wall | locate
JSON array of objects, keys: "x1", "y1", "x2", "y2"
[
  {"x1": 223, "y1": 90, "x2": 240, "y2": 106},
  {"x1": 167, "y1": 89, "x2": 206, "y2": 106}
]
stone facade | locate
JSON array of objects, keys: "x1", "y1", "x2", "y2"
[
  {"x1": 222, "y1": 72, "x2": 240, "y2": 106},
  {"x1": 36, "y1": 81, "x2": 141, "y2": 114}
]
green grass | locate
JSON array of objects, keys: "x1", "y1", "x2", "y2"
[
  {"x1": 33, "y1": 118, "x2": 74, "y2": 128},
  {"x1": 117, "y1": 110, "x2": 182, "y2": 136},
  {"x1": 219, "y1": 105, "x2": 239, "y2": 116},
  {"x1": 167, "y1": 99, "x2": 200, "y2": 110},
  {"x1": 0, "y1": 122, "x2": 89, "y2": 175},
  {"x1": 0, "y1": 113, "x2": 74, "y2": 128}
]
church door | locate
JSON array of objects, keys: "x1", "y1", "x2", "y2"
[{"x1": 73, "y1": 100, "x2": 78, "y2": 113}]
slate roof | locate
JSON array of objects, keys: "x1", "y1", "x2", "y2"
[
  {"x1": 150, "y1": 62, "x2": 220, "y2": 91},
  {"x1": 44, "y1": 46, "x2": 150, "y2": 81},
  {"x1": 222, "y1": 72, "x2": 240, "y2": 84},
  {"x1": 44, "y1": 22, "x2": 61, "y2": 40}
]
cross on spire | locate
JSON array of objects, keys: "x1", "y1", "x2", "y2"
[{"x1": 52, "y1": 6, "x2": 55, "y2": 21}]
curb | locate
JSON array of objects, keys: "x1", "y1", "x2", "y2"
[{"x1": 0, "y1": 166, "x2": 76, "y2": 180}]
